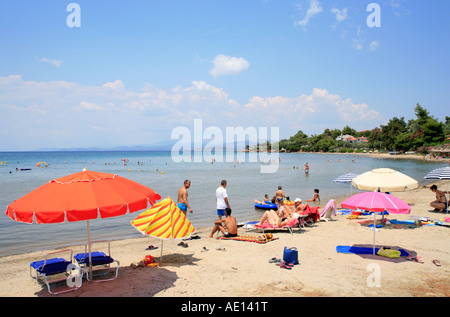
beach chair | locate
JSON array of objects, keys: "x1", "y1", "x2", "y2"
[
  {"x1": 74, "y1": 240, "x2": 120, "y2": 282},
  {"x1": 302, "y1": 205, "x2": 320, "y2": 226},
  {"x1": 319, "y1": 199, "x2": 337, "y2": 222},
  {"x1": 30, "y1": 249, "x2": 83, "y2": 295},
  {"x1": 255, "y1": 217, "x2": 302, "y2": 235}
]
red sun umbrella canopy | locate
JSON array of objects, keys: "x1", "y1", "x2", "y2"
[
  {"x1": 341, "y1": 191, "x2": 411, "y2": 214},
  {"x1": 6, "y1": 170, "x2": 161, "y2": 224}
]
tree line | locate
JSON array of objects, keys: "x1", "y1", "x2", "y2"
[{"x1": 278, "y1": 104, "x2": 449, "y2": 154}]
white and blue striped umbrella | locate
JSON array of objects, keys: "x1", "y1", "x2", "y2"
[
  {"x1": 332, "y1": 173, "x2": 359, "y2": 194},
  {"x1": 424, "y1": 166, "x2": 450, "y2": 213},
  {"x1": 332, "y1": 173, "x2": 359, "y2": 183},
  {"x1": 424, "y1": 166, "x2": 450, "y2": 180}
]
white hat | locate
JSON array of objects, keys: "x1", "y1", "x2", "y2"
[{"x1": 294, "y1": 198, "x2": 302, "y2": 202}]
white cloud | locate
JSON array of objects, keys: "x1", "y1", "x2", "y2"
[
  {"x1": 39, "y1": 57, "x2": 63, "y2": 67},
  {"x1": 209, "y1": 54, "x2": 250, "y2": 78},
  {"x1": 295, "y1": 0, "x2": 323, "y2": 29},
  {"x1": 0, "y1": 75, "x2": 383, "y2": 150},
  {"x1": 369, "y1": 40, "x2": 380, "y2": 51},
  {"x1": 331, "y1": 7, "x2": 348, "y2": 23},
  {"x1": 102, "y1": 79, "x2": 124, "y2": 90},
  {"x1": 244, "y1": 88, "x2": 382, "y2": 130}
]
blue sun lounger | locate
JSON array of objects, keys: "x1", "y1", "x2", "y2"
[
  {"x1": 74, "y1": 240, "x2": 120, "y2": 282},
  {"x1": 30, "y1": 249, "x2": 83, "y2": 295}
]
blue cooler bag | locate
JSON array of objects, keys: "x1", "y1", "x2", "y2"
[{"x1": 283, "y1": 247, "x2": 299, "y2": 264}]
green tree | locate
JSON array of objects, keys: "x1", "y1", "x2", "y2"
[{"x1": 379, "y1": 117, "x2": 407, "y2": 150}]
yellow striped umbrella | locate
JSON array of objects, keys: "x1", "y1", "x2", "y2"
[{"x1": 131, "y1": 197, "x2": 195, "y2": 262}]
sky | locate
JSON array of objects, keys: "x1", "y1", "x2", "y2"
[{"x1": 0, "y1": 0, "x2": 449, "y2": 151}]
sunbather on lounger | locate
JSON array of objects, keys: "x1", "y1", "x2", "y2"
[{"x1": 258, "y1": 210, "x2": 294, "y2": 227}]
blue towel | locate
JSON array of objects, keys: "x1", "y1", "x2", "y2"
[
  {"x1": 30, "y1": 258, "x2": 71, "y2": 275},
  {"x1": 336, "y1": 245, "x2": 409, "y2": 256},
  {"x1": 75, "y1": 252, "x2": 114, "y2": 265}
]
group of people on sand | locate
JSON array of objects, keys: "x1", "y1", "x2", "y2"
[
  {"x1": 254, "y1": 185, "x2": 321, "y2": 228},
  {"x1": 176, "y1": 179, "x2": 326, "y2": 241}
]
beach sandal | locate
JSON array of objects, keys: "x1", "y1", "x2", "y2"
[
  {"x1": 178, "y1": 242, "x2": 188, "y2": 248},
  {"x1": 414, "y1": 256, "x2": 424, "y2": 263},
  {"x1": 280, "y1": 262, "x2": 292, "y2": 270},
  {"x1": 145, "y1": 245, "x2": 158, "y2": 250},
  {"x1": 406, "y1": 255, "x2": 414, "y2": 261},
  {"x1": 269, "y1": 257, "x2": 282, "y2": 264},
  {"x1": 432, "y1": 259, "x2": 441, "y2": 266},
  {"x1": 216, "y1": 247, "x2": 226, "y2": 251}
]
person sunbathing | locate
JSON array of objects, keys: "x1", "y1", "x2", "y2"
[{"x1": 259, "y1": 209, "x2": 295, "y2": 227}]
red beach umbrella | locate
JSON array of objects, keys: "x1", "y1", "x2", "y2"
[{"x1": 6, "y1": 169, "x2": 161, "y2": 279}]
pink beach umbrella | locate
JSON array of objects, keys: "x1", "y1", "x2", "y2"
[{"x1": 341, "y1": 191, "x2": 411, "y2": 255}]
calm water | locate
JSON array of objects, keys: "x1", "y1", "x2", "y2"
[{"x1": 0, "y1": 151, "x2": 444, "y2": 257}]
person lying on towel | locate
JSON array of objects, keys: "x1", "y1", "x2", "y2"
[{"x1": 206, "y1": 208, "x2": 238, "y2": 238}]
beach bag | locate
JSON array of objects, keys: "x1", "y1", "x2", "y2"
[
  {"x1": 377, "y1": 247, "x2": 401, "y2": 258},
  {"x1": 283, "y1": 247, "x2": 299, "y2": 264}
]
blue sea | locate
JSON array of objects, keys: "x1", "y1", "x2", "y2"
[{"x1": 0, "y1": 151, "x2": 444, "y2": 257}]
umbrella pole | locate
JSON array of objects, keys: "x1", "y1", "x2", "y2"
[
  {"x1": 373, "y1": 212, "x2": 376, "y2": 255},
  {"x1": 160, "y1": 241, "x2": 163, "y2": 264},
  {"x1": 87, "y1": 220, "x2": 93, "y2": 283}
]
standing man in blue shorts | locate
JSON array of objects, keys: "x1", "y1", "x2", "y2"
[
  {"x1": 216, "y1": 180, "x2": 230, "y2": 220},
  {"x1": 177, "y1": 180, "x2": 193, "y2": 215}
]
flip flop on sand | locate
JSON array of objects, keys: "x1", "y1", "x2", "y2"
[
  {"x1": 269, "y1": 257, "x2": 281, "y2": 264},
  {"x1": 201, "y1": 246, "x2": 209, "y2": 252},
  {"x1": 432, "y1": 259, "x2": 441, "y2": 266},
  {"x1": 145, "y1": 245, "x2": 158, "y2": 250},
  {"x1": 216, "y1": 247, "x2": 226, "y2": 251},
  {"x1": 178, "y1": 242, "x2": 188, "y2": 248},
  {"x1": 280, "y1": 262, "x2": 292, "y2": 270}
]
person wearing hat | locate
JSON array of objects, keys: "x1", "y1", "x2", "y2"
[{"x1": 294, "y1": 198, "x2": 307, "y2": 213}]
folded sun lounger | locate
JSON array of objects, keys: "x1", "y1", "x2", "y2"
[
  {"x1": 30, "y1": 249, "x2": 83, "y2": 295},
  {"x1": 319, "y1": 199, "x2": 337, "y2": 222},
  {"x1": 74, "y1": 240, "x2": 119, "y2": 282}
]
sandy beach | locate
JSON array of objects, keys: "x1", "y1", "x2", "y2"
[{"x1": 1, "y1": 180, "x2": 449, "y2": 298}]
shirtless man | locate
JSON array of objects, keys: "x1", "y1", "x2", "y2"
[
  {"x1": 430, "y1": 184, "x2": 449, "y2": 212},
  {"x1": 177, "y1": 180, "x2": 193, "y2": 215},
  {"x1": 206, "y1": 208, "x2": 238, "y2": 238}
]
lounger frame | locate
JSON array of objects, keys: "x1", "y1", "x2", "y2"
[
  {"x1": 30, "y1": 249, "x2": 83, "y2": 295},
  {"x1": 75, "y1": 240, "x2": 120, "y2": 283}
]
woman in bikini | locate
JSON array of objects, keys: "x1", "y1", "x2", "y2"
[{"x1": 430, "y1": 184, "x2": 449, "y2": 212}]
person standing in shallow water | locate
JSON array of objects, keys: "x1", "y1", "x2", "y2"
[
  {"x1": 216, "y1": 180, "x2": 230, "y2": 220},
  {"x1": 177, "y1": 180, "x2": 193, "y2": 215}
]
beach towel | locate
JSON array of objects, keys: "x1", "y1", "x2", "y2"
[
  {"x1": 336, "y1": 245, "x2": 409, "y2": 257},
  {"x1": 320, "y1": 199, "x2": 337, "y2": 219},
  {"x1": 303, "y1": 205, "x2": 320, "y2": 223},
  {"x1": 218, "y1": 233, "x2": 279, "y2": 244}
]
